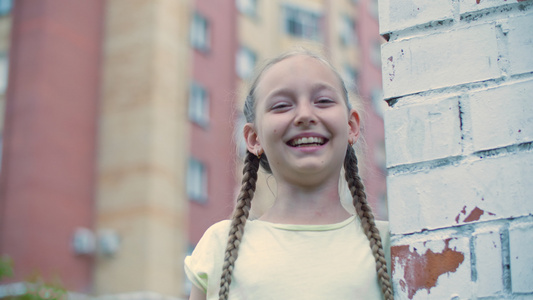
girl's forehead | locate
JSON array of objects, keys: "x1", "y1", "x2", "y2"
[{"x1": 255, "y1": 55, "x2": 342, "y2": 99}]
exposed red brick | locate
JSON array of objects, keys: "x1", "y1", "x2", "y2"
[
  {"x1": 464, "y1": 206, "x2": 485, "y2": 222},
  {"x1": 392, "y1": 239, "x2": 465, "y2": 299},
  {"x1": 455, "y1": 206, "x2": 496, "y2": 223}
]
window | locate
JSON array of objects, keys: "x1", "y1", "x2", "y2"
[
  {"x1": 0, "y1": 135, "x2": 3, "y2": 174},
  {"x1": 187, "y1": 158, "x2": 207, "y2": 203},
  {"x1": 0, "y1": 52, "x2": 9, "y2": 94},
  {"x1": 371, "y1": 88, "x2": 387, "y2": 117},
  {"x1": 343, "y1": 65, "x2": 358, "y2": 92},
  {"x1": 283, "y1": 5, "x2": 321, "y2": 40},
  {"x1": 371, "y1": 40, "x2": 382, "y2": 67},
  {"x1": 0, "y1": 0, "x2": 12, "y2": 16},
  {"x1": 236, "y1": 46, "x2": 256, "y2": 79},
  {"x1": 190, "y1": 13, "x2": 210, "y2": 51},
  {"x1": 234, "y1": 114, "x2": 247, "y2": 158},
  {"x1": 340, "y1": 16, "x2": 357, "y2": 46},
  {"x1": 369, "y1": 0, "x2": 379, "y2": 18},
  {"x1": 236, "y1": 0, "x2": 258, "y2": 17},
  {"x1": 188, "y1": 82, "x2": 209, "y2": 126}
]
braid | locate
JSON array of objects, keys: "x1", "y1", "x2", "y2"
[
  {"x1": 344, "y1": 145, "x2": 394, "y2": 300},
  {"x1": 218, "y1": 151, "x2": 260, "y2": 300}
]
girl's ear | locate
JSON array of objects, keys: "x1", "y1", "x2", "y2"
[
  {"x1": 243, "y1": 123, "x2": 262, "y2": 155},
  {"x1": 348, "y1": 109, "x2": 361, "y2": 144}
]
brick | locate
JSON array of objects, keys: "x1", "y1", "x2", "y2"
[
  {"x1": 385, "y1": 97, "x2": 462, "y2": 167},
  {"x1": 506, "y1": 14, "x2": 533, "y2": 75},
  {"x1": 378, "y1": 0, "x2": 454, "y2": 34},
  {"x1": 474, "y1": 228, "x2": 503, "y2": 297},
  {"x1": 468, "y1": 79, "x2": 533, "y2": 152},
  {"x1": 388, "y1": 151, "x2": 533, "y2": 234},
  {"x1": 381, "y1": 24, "x2": 501, "y2": 99},
  {"x1": 392, "y1": 237, "x2": 471, "y2": 299},
  {"x1": 459, "y1": 0, "x2": 530, "y2": 15},
  {"x1": 509, "y1": 221, "x2": 533, "y2": 293}
]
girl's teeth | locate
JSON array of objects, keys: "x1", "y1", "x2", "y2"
[{"x1": 292, "y1": 137, "x2": 324, "y2": 146}]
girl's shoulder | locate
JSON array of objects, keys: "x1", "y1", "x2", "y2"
[
  {"x1": 199, "y1": 219, "x2": 232, "y2": 245},
  {"x1": 205, "y1": 219, "x2": 232, "y2": 234}
]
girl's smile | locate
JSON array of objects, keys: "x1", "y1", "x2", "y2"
[{"x1": 244, "y1": 55, "x2": 360, "y2": 187}]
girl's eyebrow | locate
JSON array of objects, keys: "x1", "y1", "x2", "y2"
[
  {"x1": 265, "y1": 88, "x2": 293, "y2": 99},
  {"x1": 310, "y1": 82, "x2": 338, "y2": 94},
  {"x1": 265, "y1": 82, "x2": 338, "y2": 100}
]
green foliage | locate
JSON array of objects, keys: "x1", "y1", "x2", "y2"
[
  {"x1": 0, "y1": 255, "x2": 14, "y2": 280},
  {"x1": 0, "y1": 255, "x2": 67, "y2": 300}
]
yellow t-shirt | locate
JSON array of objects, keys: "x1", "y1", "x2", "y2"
[{"x1": 184, "y1": 216, "x2": 390, "y2": 300}]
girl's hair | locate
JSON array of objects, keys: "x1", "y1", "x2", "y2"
[{"x1": 219, "y1": 50, "x2": 393, "y2": 300}]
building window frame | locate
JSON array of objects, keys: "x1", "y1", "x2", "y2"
[
  {"x1": 236, "y1": 0, "x2": 258, "y2": 18},
  {"x1": 0, "y1": 0, "x2": 12, "y2": 16},
  {"x1": 187, "y1": 158, "x2": 208, "y2": 203},
  {"x1": 190, "y1": 12, "x2": 210, "y2": 52},
  {"x1": 371, "y1": 88, "x2": 387, "y2": 117},
  {"x1": 236, "y1": 46, "x2": 257, "y2": 79},
  {"x1": 282, "y1": 5, "x2": 322, "y2": 41},
  {"x1": 340, "y1": 15, "x2": 357, "y2": 46},
  {"x1": 343, "y1": 64, "x2": 359, "y2": 93},
  {"x1": 188, "y1": 81, "x2": 209, "y2": 127},
  {"x1": 371, "y1": 39, "x2": 383, "y2": 67}
]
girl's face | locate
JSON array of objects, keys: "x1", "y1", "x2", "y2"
[{"x1": 244, "y1": 55, "x2": 360, "y2": 186}]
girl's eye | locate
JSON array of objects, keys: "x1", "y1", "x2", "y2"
[
  {"x1": 271, "y1": 102, "x2": 291, "y2": 111},
  {"x1": 316, "y1": 98, "x2": 335, "y2": 105}
]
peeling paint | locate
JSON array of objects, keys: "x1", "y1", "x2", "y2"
[
  {"x1": 464, "y1": 207, "x2": 484, "y2": 222},
  {"x1": 392, "y1": 239, "x2": 465, "y2": 299},
  {"x1": 387, "y1": 56, "x2": 396, "y2": 81},
  {"x1": 455, "y1": 206, "x2": 496, "y2": 223}
]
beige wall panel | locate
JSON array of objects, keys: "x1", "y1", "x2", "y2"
[{"x1": 96, "y1": 0, "x2": 190, "y2": 296}]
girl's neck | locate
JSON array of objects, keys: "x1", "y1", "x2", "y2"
[{"x1": 259, "y1": 180, "x2": 351, "y2": 225}]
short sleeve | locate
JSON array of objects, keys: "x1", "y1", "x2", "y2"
[{"x1": 184, "y1": 221, "x2": 231, "y2": 293}]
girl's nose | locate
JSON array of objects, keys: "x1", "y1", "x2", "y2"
[{"x1": 294, "y1": 102, "x2": 317, "y2": 127}]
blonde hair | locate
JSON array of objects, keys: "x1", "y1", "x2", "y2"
[{"x1": 220, "y1": 50, "x2": 393, "y2": 300}]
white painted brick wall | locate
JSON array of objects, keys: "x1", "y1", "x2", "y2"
[
  {"x1": 385, "y1": 96, "x2": 462, "y2": 166},
  {"x1": 459, "y1": 0, "x2": 514, "y2": 14},
  {"x1": 459, "y1": 0, "x2": 530, "y2": 15},
  {"x1": 381, "y1": 0, "x2": 533, "y2": 297},
  {"x1": 509, "y1": 221, "x2": 533, "y2": 294},
  {"x1": 468, "y1": 79, "x2": 533, "y2": 152},
  {"x1": 378, "y1": 0, "x2": 454, "y2": 34},
  {"x1": 381, "y1": 24, "x2": 501, "y2": 99},
  {"x1": 388, "y1": 151, "x2": 533, "y2": 235},
  {"x1": 474, "y1": 227, "x2": 503, "y2": 297},
  {"x1": 506, "y1": 14, "x2": 533, "y2": 75}
]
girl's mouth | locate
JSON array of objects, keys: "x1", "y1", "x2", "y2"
[{"x1": 287, "y1": 137, "x2": 328, "y2": 147}]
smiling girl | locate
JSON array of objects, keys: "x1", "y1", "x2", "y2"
[{"x1": 185, "y1": 50, "x2": 393, "y2": 300}]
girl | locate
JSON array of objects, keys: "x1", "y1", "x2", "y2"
[{"x1": 185, "y1": 50, "x2": 393, "y2": 300}]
